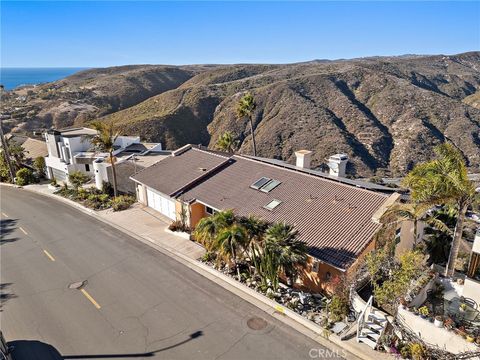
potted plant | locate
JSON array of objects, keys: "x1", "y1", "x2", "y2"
[
  {"x1": 444, "y1": 317, "x2": 454, "y2": 330},
  {"x1": 418, "y1": 306, "x2": 429, "y2": 319},
  {"x1": 475, "y1": 337, "x2": 480, "y2": 347},
  {"x1": 434, "y1": 315, "x2": 443, "y2": 328}
]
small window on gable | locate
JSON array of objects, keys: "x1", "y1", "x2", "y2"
[
  {"x1": 85, "y1": 164, "x2": 90, "y2": 172},
  {"x1": 250, "y1": 177, "x2": 271, "y2": 190},
  {"x1": 205, "y1": 206, "x2": 215, "y2": 215},
  {"x1": 264, "y1": 199, "x2": 282, "y2": 211},
  {"x1": 325, "y1": 271, "x2": 331, "y2": 280},
  {"x1": 312, "y1": 260, "x2": 320, "y2": 273}
]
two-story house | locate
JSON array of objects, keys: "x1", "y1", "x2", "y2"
[{"x1": 44, "y1": 127, "x2": 164, "y2": 192}]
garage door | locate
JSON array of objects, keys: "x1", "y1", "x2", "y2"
[
  {"x1": 146, "y1": 188, "x2": 176, "y2": 220},
  {"x1": 51, "y1": 167, "x2": 67, "y2": 182}
]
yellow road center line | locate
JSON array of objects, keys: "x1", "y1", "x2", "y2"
[
  {"x1": 1, "y1": 212, "x2": 8, "y2": 217},
  {"x1": 43, "y1": 250, "x2": 55, "y2": 262},
  {"x1": 19, "y1": 227, "x2": 28, "y2": 235},
  {"x1": 80, "y1": 289, "x2": 101, "y2": 309}
]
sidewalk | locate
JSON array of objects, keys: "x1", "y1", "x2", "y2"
[
  {"x1": 20, "y1": 183, "x2": 391, "y2": 360},
  {"x1": 98, "y1": 203, "x2": 206, "y2": 260}
]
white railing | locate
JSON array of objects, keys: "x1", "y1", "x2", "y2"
[{"x1": 357, "y1": 295, "x2": 373, "y2": 341}]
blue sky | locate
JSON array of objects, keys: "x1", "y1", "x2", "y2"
[{"x1": 1, "y1": 1, "x2": 479, "y2": 67}]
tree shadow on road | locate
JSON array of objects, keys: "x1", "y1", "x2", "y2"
[
  {"x1": 9, "y1": 331, "x2": 203, "y2": 359},
  {"x1": 0, "y1": 283, "x2": 17, "y2": 312},
  {"x1": 0, "y1": 219, "x2": 19, "y2": 245}
]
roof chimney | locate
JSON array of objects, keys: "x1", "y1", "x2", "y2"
[
  {"x1": 328, "y1": 154, "x2": 348, "y2": 177},
  {"x1": 295, "y1": 150, "x2": 313, "y2": 169}
]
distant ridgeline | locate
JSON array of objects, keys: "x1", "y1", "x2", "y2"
[{"x1": 1, "y1": 52, "x2": 479, "y2": 177}]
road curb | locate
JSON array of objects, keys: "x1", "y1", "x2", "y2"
[{"x1": 7, "y1": 184, "x2": 381, "y2": 360}]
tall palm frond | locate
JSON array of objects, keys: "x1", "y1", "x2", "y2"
[
  {"x1": 402, "y1": 143, "x2": 476, "y2": 277},
  {"x1": 214, "y1": 225, "x2": 247, "y2": 279},
  {"x1": 238, "y1": 215, "x2": 269, "y2": 276},
  {"x1": 194, "y1": 210, "x2": 236, "y2": 251},
  {"x1": 216, "y1": 132, "x2": 239, "y2": 153},
  {"x1": 382, "y1": 202, "x2": 450, "y2": 246},
  {"x1": 89, "y1": 120, "x2": 121, "y2": 197},
  {"x1": 264, "y1": 222, "x2": 308, "y2": 286},
  {"x1": 236, "y1": 92, "x2": 257, "y2": 156}
]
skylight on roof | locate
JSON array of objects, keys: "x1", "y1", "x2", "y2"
[
  {"x1": 250, "y1": 177, "x2": 271, "y2": 190},
  {"x1": 260, "y1": 179, "x2": 281, "y2": 193},
  {"x1": 264, "y1": 199, "x2": 282, "y2": 211}
]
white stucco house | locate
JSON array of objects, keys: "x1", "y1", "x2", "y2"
[{"x1": 44, "y1": 127, "x2": 165, "y2": 192}]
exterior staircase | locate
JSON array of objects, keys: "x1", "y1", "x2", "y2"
[{"x1": 356, "y1": 296, "x2": 388, "y2": 349}]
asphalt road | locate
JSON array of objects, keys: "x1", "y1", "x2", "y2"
[{"x1": 0, "y1": 186, "x2": 343, "y2": 360}]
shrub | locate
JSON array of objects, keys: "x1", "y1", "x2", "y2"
[
  {"x1": 69, "y1": 171, "x2": 90, "y2": 190},
  {"x1": 328, "y1": 295, "x2": 349, "y2": 322},
  {"x1": 168, "y1": 220, "x2": 190, "y2": 232},
  {"x1": 101, "y1": 181, "x2": 114, "y2": 196},
  {"x1": 15, "y1": 168, "x2": 34, "y2": 186},
  {"x1": 84, "y1": 193, "x2": 111, "y2": 210},
  {"x1": 76, "y1": 188, "x2": 89, "y2": 201},
  {"x1": 111, "y1": 195, "x2": 135, "y2": 212},
  {"x1": 54, "y1": 185, "x2": 77, "y2": 199},
  {"x1": 409, "y1": 343, "x2": 425, "y2": 360},
  {"x1": 34, "y1": 156, "x2": 46, "y2": 177},
  {"x1": 201, "y1": 252, "x2": 216, "y2": 262},
  {"x1": 399, "y1": 344, "x2": 411, "y2": 359}
]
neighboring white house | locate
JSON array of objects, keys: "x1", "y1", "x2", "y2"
[
  {"x1": 44, "y1": 127, "x2": 164, "y2": 192},
  {"x1": 464, "y1": 228, "x2": 480, "y2": 303}
]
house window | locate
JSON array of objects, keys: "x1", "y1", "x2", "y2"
[
  {"x1": 311, "y1": 260, "x2": 320, "y2": 273},
  {"x1": 85, "y1": 164, "x2": 90, "y2": 172},
  {"x1": 205, "y1": 206, "x2": 216, "y2": 215},
  {"x1": 325, "y1": 271, "x2": 331, "y2": 280}
]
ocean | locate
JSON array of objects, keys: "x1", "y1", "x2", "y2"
[{"x1": 0, "y1": 68, "x2": 88, "y2": 90}]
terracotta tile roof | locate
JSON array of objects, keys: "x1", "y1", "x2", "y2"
[
  {"x1": 179, "y1": 155, "x2": 391, "y2": 270},
  {"x1": 130, "y1": 145, "x2": 230, "y2": 197}
]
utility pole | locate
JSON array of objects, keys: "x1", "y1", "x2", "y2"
[{"x1": 0, "y1": 86, "x2": 16, "y2": 183}]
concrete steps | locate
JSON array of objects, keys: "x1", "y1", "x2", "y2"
[
  {"x1": 357, "y1": 297, "x2": 388, "y2": 350},
  {"x1": 357, "y1": 336, "x2": 377, "y2": 349}
]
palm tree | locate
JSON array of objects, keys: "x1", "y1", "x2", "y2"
[
  {"x1": 236, "y1": 92, "x2": 257, "y2": 156},
  {"x1": 382, "y1": 202, "x2": 450, "y2": 247},
  {"x1": 216, "y1": 131, "x2": 238, "y2": 153},
  {"x1": 265, "y1": 222, "x2": 308, "y2": 285},
  {"x1": 238, "y1": 215, "x2": 269, "y2": 276},
  {"x1": 214, "y1": 225, "x2": 247, "y2": 279},
  {"x1": 403, "y1": 143, "x2": 477, "y2": 277},
  {"x1": 194, "y1": 210, "x2": 236, "y2": 251},
  {"x1": 89, "y1": 121, "x2": 120, "y2": 198}
]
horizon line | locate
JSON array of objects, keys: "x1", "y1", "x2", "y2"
[{"x1": 1, "y1": 50, "x2": 478, "y2": 69}]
